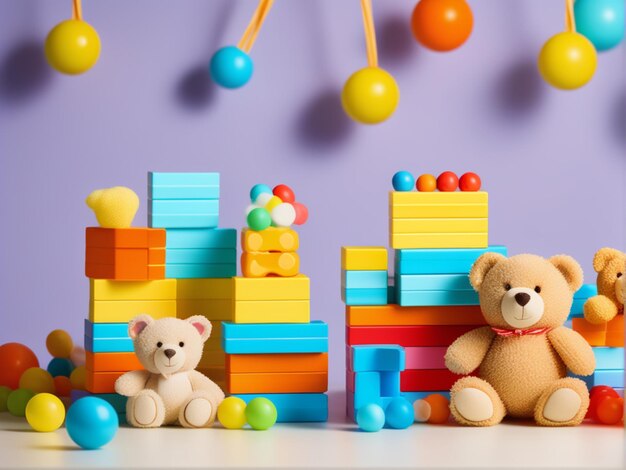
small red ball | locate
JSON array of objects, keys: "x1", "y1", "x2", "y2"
[
  {"x1": 588, "y1": 386, "x2": 620, "y2": 420},
  {"x1": 596, "y1": 396, "x2": 624, "y2": 425},
  {"x1": 436, "y1": 171, "x2": 459, "y2": 191},
  {"x1": 459, "y1": 172, "x2": 481, "y2": 191},
  {"x1": 0, "y1": 343, "x2": 39, "y2": 389},
  {"x1": 273, "y1": 185, "x2": 295, "y2": 204},
  {"x1": 292, "y1": 202, "x2": 308, "y2": 225}
]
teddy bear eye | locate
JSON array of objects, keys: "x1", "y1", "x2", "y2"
[
  {"x1": 156, "y1": 342, "x2": 163, "y2": 348},
  {"x1": 504, "y1": 283, "x2": 512, "y2": 291},
  {"x1": 618, "y1": 272, "x2": 623, "y2": 278},
  {"x1": 179, "y1": 342, "x2": 185, "y2": 347},
  {"x1": 534, "y1": 286, "x2": 541, "y2": 293}
]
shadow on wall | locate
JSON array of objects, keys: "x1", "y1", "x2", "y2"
[
  {"x1": 0, "y1": 38, "x2": 53, "y2": 105},
  {"x1": 377, "y1": 15, "x2": 416, "y2": 68},
  {"x1": 493, "y1": 58, "x2": 545, "y2": 119},
  {"x1": 613, "y1": 92, "x2": 626, "y2": 148},
  {"x1": 176, "y1": 65, "x2": 217, "y2": 110}
]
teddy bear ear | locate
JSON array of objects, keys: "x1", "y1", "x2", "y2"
[
  {"x1": 469, "y1": 252, "x2": 506, "y2": 291},
  {"x1": 592, "y1": 248, "x2": 623, "y2": 273},
  {"x1": 187, "y1": 316, "x2": 212, "y2": 342},
  {"x1": 549, "y1": 255, "x2": 584, "y2": 292},
  {"x1": 128, "y1": 314, "x2": 154, "y2": 339}
]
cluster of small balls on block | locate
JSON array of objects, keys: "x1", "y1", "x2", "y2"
[
  {"x1": 586, "y1": 386, "x2": 624, "y2": 425},
  {"x1": 356, "y1": 394, "x2": 451, "y2": 432},
  {"x1": 217, "y1": 396, "x2": 278, "y2": 431},
  {"x1": 246, "y1": 184, "x2": 309, "y2": 231},
  {"x1": 392, "y1": 171, "x2": 481, "y2": 192}
]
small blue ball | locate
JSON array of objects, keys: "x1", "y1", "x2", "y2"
[
  {"x1": 575, "y1": 0, "x2": 625, "y2": 51},
  {"x1": 356, "y1": 403, "x2": 385, "y2": 432},
  {"x1": 47, "y1": 357, "x2": 74, "y2": 377},
  {"x1": 250, "y1": 184, "x2": 272, "y2": 202},
  {"x1": 66, "y1": 397, "x2": 118, "y2": 449},
  {"x1": 392, "y1": 171, "x2": 415, "y2": 192},
  {"x1": 209, "y1": 46, "x2": 254, "y2": 89},
  {"x1": 385, "y1": 397, "x2": 413, "y2": 429}
]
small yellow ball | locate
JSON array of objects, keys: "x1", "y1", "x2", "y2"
[
  {"x1": 46, "y1": 329, "x2": 73, "y2": 358},
  {"x1": 70, "y1": 366, "x2": 87, "y2": 391},
  {"x1": 217, "y1": 397, "x2": 247, "y2": 429},
  {"x1": 19, "y1": 368, "x2": 55, "y2": 394},
  {"x1": 45, "y1": 19, "x2": 101, "y2": 75},
  {"x1": 341, "y1": 67, "x2": 400, "y2": 124},
  {"x1": 537, "y1": 32, "x2": 597, "y2": 90},
  {"x1": 264, "y1": 196, "x2": 283, "y2": 212},
  {"x1": 25, "y1": 393, "x2": 66, "y2": 432}
]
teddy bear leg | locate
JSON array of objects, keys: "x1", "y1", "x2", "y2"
[
  {"x1": 534, "y1": 377, "x2": 589, "y2": 427},
  {"x1": 450, "y1": 376, "x2": 507, "y2": 427},
  {"x1": 126, "y1": 390, "x2": 166, "y2": 428},
  {"x1": 178, "y1": 391, "x2": 217, "y2": 428}
]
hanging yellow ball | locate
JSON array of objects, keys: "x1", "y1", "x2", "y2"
[
  {"x1": 537, "y1": 32, "x2": 597, "y2": 90},
  {"x1": 45, "y1": 19, "x2": 101, "y2": 75},
  {"x1": 341, "y1": 67, "x2": 399, "y2": 124}
]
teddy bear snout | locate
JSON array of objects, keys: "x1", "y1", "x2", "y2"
[
  {"x1": 501, "y1": 287, "x2": 545, "y2": 329},
  {"x1": 514, "y1": 292, "x2": 531, "y2": 307},
  {"x1": 164, "y1": 349, "x2": 176, "y2": 359}
]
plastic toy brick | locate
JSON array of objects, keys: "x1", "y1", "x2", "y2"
[
  {"x1": 396, "y1": 273, "x2": 473, "y2": 291},
  {"x1": 226, "y1": 371, "x2": 328, "y2": 394},
  {"x1": 400, "y1": 369, "x2": 468, "y2": 392},
  {"x1": 396, "y1": 289, "x2": 479, "y2": 306},
  {"x1": 84, "y1": 320, "x2": 128, "y2": 339},
  {"x1": 86, "y1": 371, "x2": 124, "y2": 394},
  {"x1": 349, "y1": 345, "x2": 405, "y2": 372},
  {"x1": 342, "y1": 270, "x2": 388, "y2": 289},
  {"x1": 387, "y1": 284, "x2": 395, "y2": 304},
  {"x1": 86, "y1": 263, "x2": 165, "y2": 281},
  {"x1": 197, "y1": 350, "x2": 226, "y2": 367},
  {"x1": 241, "y1": 252, "x2": 300, "y2": 278},
  {"x1": 149, "y1": 185, "x2": 220, "y2": 200},
  {"x1": 575, "y1": 284, "x2": 598, "y2": 299},
  {"x1": 390, "y1": 218, "x2": 488, "y2": 234},
  {"x1": 86, "y1": 227, "x2": 166, "y2": 249},
  {"x1": 86, "y1": 247, "x2": 158, "y2": 266},
  {"x1": 390, "y1": 191, "x2": 489, "y2": 205},
  {"x1": 242, "y1": 227, "x2": 299, "y2": 252},
  {"x1": 593, "y1": 348, "x2": 625, "y2": 370},
  {"x1": 165, "y1": 263, "x2": 236, "y2": 279},
  {"x1": 222, "y1": 339, "x2": 328, "y2": 356},
  {"x1": 341, "y1": 288, "x2": 388, "y2": 306},
  {"x1": 575, "y1": 329, "x2": 607, "y2": 347},
  {"x1": 90, "y1": 279, "x2": 177, "y2": 301},
  {"x1": 85, "y1": 336, "x2": 134, "y2": 353},
  {"x1": 176, "y1": 278, "x2": 232, "y2": 300},
  {"x1": 89, "y1": 300, "x2": 176, "y2": 323},
  {"x1": 346, "y1": 370, "x2": 401, "y2": 396},
  {"x1": 166, "y1": 248, "x2": 236, "y2": 265},
  {"x1": 404, "y1": 347, "x2": 447, "y2": 370},
  {"x1": 176, "y1": 299, "x2": 233, "y2": 320},
  {"x1": 165, "y1": 228, "x2": 237, "y2": 249},
  {"x1": 346, "y1": 305, "x2": 485, "y2": 326},
  {"x1": 233, "y1": 300, "x2": 310, "y2": 324},
  {"x1": 391, "y1": 233, "x2": 489, "y2": 250},
  {"x1": 232, "y1": 275, "x2": 310, "y2": 301},
  {"x1": 149, "y1": 199, "x2": 219, "y2": 215},
  {"x1": 71, "y1": 390, "x2": 128, "y2": 413},
  {"x1": 85, "y1": 351, "x2": 143, "y2": 372},
  {"x1": 149, "y1": 213, "x2": 219, "y2": 229},
  {"x1": 587, "y1": 370, "x2": 625, "y2": 389},
  {"x1": 149, "y1": 172, "x2": 220, "y2": 187},
  {"x1": 573, "y1": 318, "x2": 607, "y2": 334},
  {"x1": 223, "y1": 321, "x2": 327, "y2": 339},
  {"x1": 341, "y1": 247, "x2": 388, "y2": 271},
  {"x1": 569, "y1": 299, "x2": 586, "y2": 318},
  {"x1": 235, "y1": 393, "x2": 328, "y2": 422},
  {"x1": 395, "y1": 246, "x2": 508, "y2": 275},
  {"x1": 390, "y1": 205, "x2": 488, "y2": 219},
  {"x1": 226, "y1": 353, "x2": 328, "y2": 374},
  {"x1": 346, "y1": 325, "x2": 475, "y2": 347}
]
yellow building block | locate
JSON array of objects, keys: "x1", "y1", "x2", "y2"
[
  {"x1": 89, "y1": 300, "x2": 176, "y2": 323},
  {"x1": 390, "y1": 191, "x2": 488, "y2": 204},
  {"x1": 232, "y1": 275, "x2": 310, "y2": 301},
  {"x1": 176, "y1": 278, "x2": 232, "y2": 300},
  {"x1": 176, "y1": 299, "x2": 233, "y2": 321},
  {"x1": 89, "y1": 279, "x2": 176, "y2": 301},
  {"x1": 390, "y1": 218, "x2": 488, "y2": 234},
  {"x1": 341, "y1": 247, "x2": 388, "y2": 271},
  {"x1": 241, "y1": 252, "x2": 300, "y2": 278},
  {"x1": 390, "y1": 233, "x2": 488, "y2": 249},
  {"x1": 197, "y1": 350, "x2": 226, "y2": 368},
  {"x1": 242, "y1": 227, "x2": 299, "y2": 252},
  {"x1": 390, "y1": 204, "x2": 489, "y2": 219},
  {"x1": 233, "y1": 300, "x2": 310, "y2": 323}
]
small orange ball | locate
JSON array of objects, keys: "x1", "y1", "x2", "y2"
[
  {"x1": 416, "y1": 174, "x2": 437, "y2": 192},
  {"x1": 46, "y1": 330, "x2": 73, "y2": 358},
  {"x1": 424, "y1": 394, "x2": 450, "y2": 424},
  {"x1": 69, "y1": 366, "x2": 86, "y2": 391},
  {"x1": 53, "y1": 376, "x2": 72, "y2": 397},
  {"x1": 596, "y1": 397, "x2": 624, "y2": 425}
]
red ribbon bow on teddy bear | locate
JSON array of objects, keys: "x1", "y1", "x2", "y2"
[{"x1": 491, "y1": 327, "x2": 552, "y2": 337}]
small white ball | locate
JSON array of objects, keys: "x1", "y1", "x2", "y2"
[
  {"x1": 255, "y1": 193, "x2": 273, "y2": 206},
  {"x1": 271, "y1": 203, "x2": 296, "y2": 227},
  {"x1": 245, "y1": 204, "x2": 259, "y2": 216},
  {"x1": 413, "y1": 399, "x2": 431, "y2": 423}
]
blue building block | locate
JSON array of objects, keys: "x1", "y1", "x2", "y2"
[
  {"x1": 395, "y1": 273, "x2": 473, "y2": 291},
  {"x1": 149, "y1": 172, "x2": 220, "y2": 186},
  {"x1": 354, "y1": 372, "x2": 382, "y2": 410},
  {"x1": 165, "y1": 228, "x2": 237, "y2": 249},
  {"x1": 84, "y1": 336, "x2": 134, "y2": 353},
  {"x1": 149, "y1": 214, "x2": 219, "y2": 229},
  {"x1": 165, "y1": 248, "x2": 236, "y2": 264},
  {"x1": 84, "y1": 320, "x2": 128, "y2": 339},
  {"x1": 150, "y1": 199, "x2": 219, "y2": 214},
  {"x1": 234, "y1": 393, "x2": 328, "y2": 422},
  {"x1": 593, "y1": 348, "x2": 624, "y2": 370},
  {"x1": 342, "y1": 270, "x2": 388, "y2": 289},
  {"x1": 165, "y1": 263, "x2": 236, "y2": 279},
  {"x1": 350, "y1": 345, "x2": 405, "y2": 372},
  {"x1": 395, "y1": 246, "x2": 508, "y2": 275},
  {"x1": 569, "y1": 284, "x2": 598, "y2": 319},
  {"x1": 342, "y1": 288, "x2": 388, "y2": 306},
  {"x1": 150, "y1": 185, "x2": 220, "y2": 200},
  {"x1": 396, "y1": 289, "x2": 479, "y2": 306},
  {"x1": 222, "y1": 321, "x2": 328, "y2": 354},
  {"x1": 572, "y1": 370, "x2": 624, "y2": 389}
]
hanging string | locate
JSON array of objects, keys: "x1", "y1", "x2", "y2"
[
  {"x1": 565, "y1": 0, "x2": 575, "y2": 32},
  {"x1": 72, "y1": 0, "x2": 83, "y2": 21},
  {"x1": 238, "y1": 0, "x2": 275, "y2": 53},
  {"x1": 360, "y1": 0, "x2": 378, "y2": 68}
]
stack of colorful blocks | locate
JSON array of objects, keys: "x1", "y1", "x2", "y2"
[
  {"x1": 341, "y1": 247, "x2": 389, "y2": 306},
  {"x1": 241, "y1": 227, "x2": 300, "y2": 277}
]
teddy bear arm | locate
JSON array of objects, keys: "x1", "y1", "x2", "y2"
[
  {"x1": 445, "y1": 326, "x2": 495, "y2": 375},
  {"x1": 114, "y1": 370, "x2": 152, "y2": 396},
  {"x1": 188, "y1": 370, "x2": 226, "y2": 402},
  {"x1": 547, "y1": 327, "x2": 596, "y2": 376},
  {"x1": 584, "y1": 295, "x2": 619, "y2": 325}
]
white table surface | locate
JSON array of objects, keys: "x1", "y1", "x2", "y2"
[{"x1": 2, "y1": 391, "x2": 624, "y2": 469}]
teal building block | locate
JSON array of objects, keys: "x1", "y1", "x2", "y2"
[
  {"x1": 396, "y1": 289, "x2": 479, "y2": 306},
  {"x1": 395, "y1": 246, "x2": 508, "y2": 275},
  {"x1": 223, "y1": 337, "x2": 328, "y2": 354},
  {"x1": 593, "y1": 348, "x2": 624, "y2": 370},
  {"x1": 150, "y1": 199, "x2": 219, "y2": 214},
  {"x1": 149, "y1": 213, "x2": 219, "y2": 229},
  {"x1": 150, "y1": 185, "x2": 220, "y2": 200},
  {"x1": 395, "y1": 273, "x2": 473, "y2": 291},
  {"x1": 165, "y1": 228, "x2": 237, "y2": 249},
  {"x1": 222, "y1": 321, "x2": 328, "y2": 354},
  {"x1": 149, "y1": 172, "x2": 219, "y2": 186},
  {"x1": 350, "y1": 345, "x2": 406, "y2": 372},
  {"x1": 165, "y1": 263, "x2": 236, "y2": 279},
  {"x1": 165, "y1": 248, "x2": 236, "y2": 264},
  {"x1": 235, "y1": 393, "x2": 328, "y2": 422},
  {"x1": 592, "y1": 370, "x2": 624, "y2": 388},
  {"x1": 84, "y1": 336, "x2": 134, "y2": 353},
  {"x1": 354, "y1": 372, "x2": 382, "y2": 410},
  {"x1": 342, "y1": 270, "x2": 388, "y2": 289},
  {"x1": 342, "y1": 288, "x2": 388, "y2": 306},
  {"x1": 84, "y1": 320, "x2": 128, "y2": 339}
]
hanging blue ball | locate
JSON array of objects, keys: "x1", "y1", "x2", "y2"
[
  {"x1": 575, "y1": 0, "x2": 625, "y2": 52},
  {"x1": 384, "y1": 397, "x2": 414, "y2": 429},
  {"x1": 392, "y1": 171, "x2": 415, "y2": 192},
  {"x1": 209, "y1": 46, "x2": 254, "y2": 89},
  {"x1": 356, "y1": 403, "x2": 385, "y2": 432}
]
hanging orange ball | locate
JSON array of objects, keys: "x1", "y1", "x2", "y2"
[{"x1": 411, "y1": 0, "x2": 474, "y2": 52}]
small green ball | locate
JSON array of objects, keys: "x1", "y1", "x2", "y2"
[
  {"x1": 247, "y1": 208, "x2": 271, "y2": 231},
  {"x1": 7, "y1": 389, "x2": 35, "y2": 417},
  {"x1": 244, "y1": 397, "x2": 277, "y2": 430},
  {"x1": 0, "y1": 386, "x2": 11, "y2": 412}
]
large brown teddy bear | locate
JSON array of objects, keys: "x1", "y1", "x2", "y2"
[
  {"x1": 445, "y1": 253, "x2": 595, "y2": 427},
  {"x1": 115, "y1": 315, "x2": 225, "y2": 428}
]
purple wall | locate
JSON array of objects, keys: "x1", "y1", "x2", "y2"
[{"x1": 0, "y1": 1, "x2": 624, "y2": 387}]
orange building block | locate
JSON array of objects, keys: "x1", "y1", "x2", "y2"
[
  {"x1": 85, "y1": 263, "x2": 165, "y2": 280},
  {"x1": 241, "y1": 227, "x2": 299, "y2": 252},
  {"x1": 226, "y1": 371, "x2": 328, "y2": 394},
  {"x1": 86, "y1": 227, "x2": 166, "y2": 248},
  {"x1": 86, "y1": 371, "x2": 124, "y2": 393},
  {"x1": 241, "y1": 252, "x2": 300, "y2": 278},
  {"x1": 86, "y1": 352, "x2": 143, "y2": 372},
  {"x1": 226, "y1": 353, "x2": 328, "y2": 374},
  {"x1": 198, "y1": 366, "x2": 226, "y2": 383},
  {"x1": 572, "y1": 317, "x2": 624, "y2": 347},
  {"x1": 346, "y1": 305, "x2": 486, "y2": 326}
]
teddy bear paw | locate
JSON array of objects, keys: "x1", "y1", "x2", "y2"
[
  {"x1": 535, "y1": 378, "x2": 589, "y2": 426},
  {"x1": 454, "y1": 388, "x2": 494, "y2": 422},
  {"x1": 181, "y1": 398, "x2": 214, "y2": 428},
  {"x1": 128, "y1": 391, "x2": 165, "y2": 428}
]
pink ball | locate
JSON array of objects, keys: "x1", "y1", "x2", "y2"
[
  {"x1": 293, "y1": 202, "x2": 309, "y2": 225},
  {"x1": 70, "y1": 346, "x2": 86, "y2": 367}
]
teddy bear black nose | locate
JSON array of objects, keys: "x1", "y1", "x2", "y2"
[
  {"x1": 164, "y1": 349, "x2": 176, "y2": 359},
  {"x1": 515, "y1": 292, "x2": 531, "y2": 307}
]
